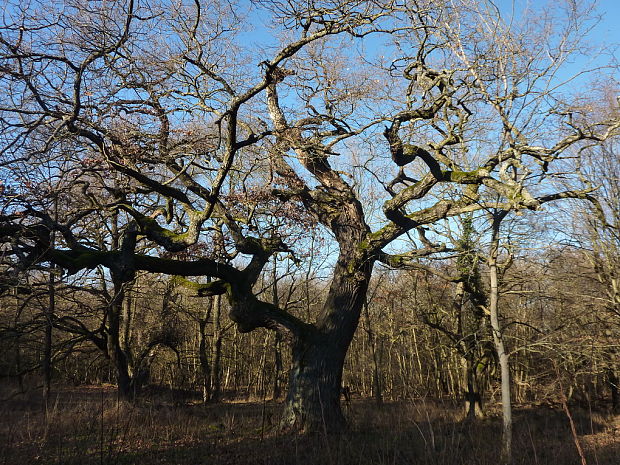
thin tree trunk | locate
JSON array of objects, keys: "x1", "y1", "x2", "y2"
[
  {"x1": 411, "y1": 326, "x2": 423, "y2": 389},
  {"x1": 109, "y1": 276, "x2": 133, "y2": 400},
  {"x1": 489, "y1": 211, "x2": 512, "y2": 463},
  {"x1": 259, "y1": 334, "x2": 270, "y2": 399},
  {"x1": 273, "y1": 332, "x2": 283, "y2": 400},
  {"x1": 363, "y1": 300, "x2": 382, "y2": 404},
  {"x1": 16, "y1": 342, "x2": 24, "y2": 393},
  {"x1": 43, "y1": 215, "x2": 57, "y2": 414},
  {"x1": 199, "y1": 318, "x2": 212, "y2": 402},
  {"x1": 43, "y1": 263, "x2": 54, "y2": 414},
  {"x1": 271, "y1": 259, "x2": 283, "y2": 400},
  {"x1": 197, "y1": 288, "x2": 214, "y2": 403},
  {"x1": 210, "y1": 294, "x2": 223, "y2": 401}
]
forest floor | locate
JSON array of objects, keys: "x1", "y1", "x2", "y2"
[{"x1": 1, "y1": 384, "x2": 619, "y2": 465}]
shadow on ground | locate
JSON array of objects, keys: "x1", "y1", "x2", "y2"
[{"x1": 1, "y1": 385, "x2": 618, "y2": 465}]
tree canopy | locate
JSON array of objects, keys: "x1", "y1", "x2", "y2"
[{"x1": 1, "y1": 0, "x2": 618, "y2": 431}]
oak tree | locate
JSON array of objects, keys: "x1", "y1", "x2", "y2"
[{"x1": 1, "y1": 0, "x2": 617, "y2": 431}]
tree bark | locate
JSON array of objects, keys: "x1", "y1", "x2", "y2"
[
  {"x1": 463, "y1": 356, "x2": 484, "y2": 419},
  {"x1": 198, "y1": 318, "x2": 212, "y2": 403},
  {"x1": 281, "y1": 332, "x2": 349, "y2": 432},
  {"x1": 43, "y1": 263, "x2": 54, "y2": 414},
  {"x1": 281, "y1": 255, "x2": 370, "y2": 431},
  {"x1": 489, "y1": 212, "x2": 512, "y2": 464},
  {"x1": 109, "y1": 276, "x2": 134, "y2": 400},
  {"x1": 210, "y1": 295, "x2": 223, "y2": 401}
]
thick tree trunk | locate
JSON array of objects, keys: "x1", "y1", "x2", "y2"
[
  {"x1": 281, "y1": 256, "x2": 370, "y2": 432},
  {"x1": 114, "y1": 350, "x2": 133, "y2": 399},
  {"x1": 453, "y1": 279, "x2": 484, "y2": 419},
  {"x1": 281, "y1": 333, "x2": 348, "y2": 432}
]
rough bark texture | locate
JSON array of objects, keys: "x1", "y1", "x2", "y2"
[
  {"x1": 281, "y1": 330, "x2": 350, "y2": 432},
  {"x1": 281, "y1": 211, "x2": 371, "y2": 431},
  {"x1": 280, "y1": 260, "x2": 370, "y2": 430}
]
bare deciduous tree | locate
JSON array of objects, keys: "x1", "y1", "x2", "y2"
[{"x1": 1, "y1": 0, "x2": 617, "y2": 432}]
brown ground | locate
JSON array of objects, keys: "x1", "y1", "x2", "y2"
[{"x1": 1, "y1": 384, "x2": 618, "y2": 465}]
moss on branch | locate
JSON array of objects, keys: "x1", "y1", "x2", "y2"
[
  {"x1": 171, "y1": 276, "x2": 229, "y2": 297},
  {"x1": 441, "y1": 168, "x2": 487, "y2": 183},
  {"x1": 134, "y1": 215, "x2": 193, "y2": 252}
]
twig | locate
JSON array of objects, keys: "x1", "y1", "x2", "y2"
[{"x1": 561, "y1": 400, "x2": 587, "y2": 465}]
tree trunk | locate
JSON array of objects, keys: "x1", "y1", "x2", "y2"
[
  {"x1": 15, "y1": 341, "x2": 24, "y2": 393},
  {"x1": 281, "y1": 332, "x2": 348, "y2": 432},
  {"x1": 607, "y1": 367, "x2": 619, "y2": 413},
  {"x1": 43, "y1": 217, "x2": 57, "y2": 414},
  {"x1": 43, "y1": 264, "x2": 54, "y2": 414},
  {"x1": 109, "y1": 276, "x2": 134, "y2": 400},
  {"x1": 489, "y1": 211, "x2": 512, "y2": 464},
  {"x1": 198, "y1": 318, "x2": 212, "y2": 403},
  {"x1": 114, "y1": 348, "x2": 133, "y2": 399},
  {"x1": 273, "y1": 332, "x2": 283, "y2": 400},
  {"x1": 210, "y1": 295, "x2": 223, "y2": 401},
  {"x1": 463, "y1": 356, "x2": 484, "y2": 419},
  {"x1": 280, "y1": 256, "x2": 370, "y2": 432},
  {"x1": 363, "y1": 300, "x2": 382, "y2": 405},
  {"x1": 197, "y1": 292, "x2": 214, "y2": 403}
]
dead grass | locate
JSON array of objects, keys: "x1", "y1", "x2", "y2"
[{"x1": 1, "y1": 384, "x2": 618, "y2": 465}]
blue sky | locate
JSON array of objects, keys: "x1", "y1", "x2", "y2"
[
  {"x1": 492, "y1": 0, "x2": 618, "y2": 67},
  {"x1": 242, "y1": 0, "x2": 619, "y2": 77},
  {"x1": 581, "y1": 0, "x2": 620, "y2": 41}
]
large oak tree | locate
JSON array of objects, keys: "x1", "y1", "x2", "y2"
[{"x1": 1, "y1": 0, "x2": 617, "y2": 431}]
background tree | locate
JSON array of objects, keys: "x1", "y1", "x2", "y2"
[{"x1": 570, "y1": 106, "x2": 620, "y2": 411}]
